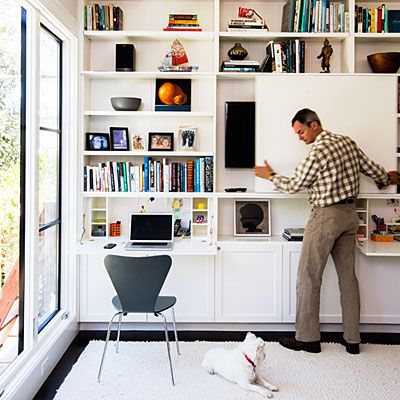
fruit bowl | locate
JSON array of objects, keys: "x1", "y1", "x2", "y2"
[
  {"x1": 110, "y1": 97, "x2": 142, "y2": 111},
  {"x1": 367, "y1": 52, "x2": 400, "y2": 73}
]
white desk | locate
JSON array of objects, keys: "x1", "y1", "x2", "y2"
[{"x1": 75, "y1": 237, "x2": 217, "y2": 256}]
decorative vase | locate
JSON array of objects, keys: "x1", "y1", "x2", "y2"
[{"x1": 227, "y1": 42, "x2": 248, "y2": 60}]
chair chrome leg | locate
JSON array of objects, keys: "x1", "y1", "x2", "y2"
[
  {"x1": 115, "y1": 313, "x2": 122, "y2": 353},
  {"x1": 97, "y1": 311, "x2": 120, "y2": 382},
  {"x1": 171, "y1": 307, "x2": 180, "y2": 355},
  {"x1": 159, "y1": 312, "x2": 175, "y2": 386}
]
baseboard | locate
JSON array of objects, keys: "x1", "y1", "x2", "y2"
[{"x1": 76, "y1": 329, "x2": 400, "y2": 345}]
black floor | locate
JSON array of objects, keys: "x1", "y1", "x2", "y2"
[{"x1": 33, "y1": 330, "x2": 400, "y2": 400}]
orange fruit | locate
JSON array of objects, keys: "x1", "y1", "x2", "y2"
[{"x1": 158, "y1": 82, "x2": 187, "y2": 105}]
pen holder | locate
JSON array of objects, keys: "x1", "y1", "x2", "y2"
[
  {"x1": 110, "y1": 222, "x2": 121, "y2": 237},
  {"x1": 376, "y1": 224, "x2": 387, "y2": 232}
]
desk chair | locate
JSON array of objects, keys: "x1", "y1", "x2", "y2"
[{"x1": 97, "y1": 254, "x2": 180, "y2": 385}]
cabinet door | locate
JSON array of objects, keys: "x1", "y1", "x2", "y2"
[
  {"x1": 282, "y1": 243, "x2": 342, "y2": 323},
  {"x1": 358, "y1": 254, "x2": 400, "y2": 324},
  {"x1": 215, "y1": 242, "x2": 282, "y2": 322},
  {"x1": 148, "y1": 256, "x2": 215, "y2": 322},
  {"x1": 79, "y1": 255, "x2": 146, "y2": 322}
]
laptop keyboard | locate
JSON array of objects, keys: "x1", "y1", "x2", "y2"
[{"x1": 130, "y1": 242, "x2": 168, "y2": 247}]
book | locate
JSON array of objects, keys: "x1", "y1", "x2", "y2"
[
  {"x1": 281, "y1": 0, "x2": 296, "y2": 32},
  {"x1": 388, "y1": 10, "x2": 400, "y2": 33}
]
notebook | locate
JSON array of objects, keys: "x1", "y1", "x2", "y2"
[{"x1": 124, "y1": 213, "x2": 174, "y2": 251}]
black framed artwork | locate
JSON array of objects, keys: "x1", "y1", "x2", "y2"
[
  {"x1": 155, "y1": 79, "x2": 191, "y2": 112},
  {"x1": 148, "y1": 132, "x2": 174, "y2": 151},
  {"x1": 234, "y1": 200, "x2": 271, "y2": 236},
  {"x1": 110, "y1": 127, "x2": 129, "y2": 151},
  {"x1": 86, "y1": 132, "x2": 110, "y2": 151}
]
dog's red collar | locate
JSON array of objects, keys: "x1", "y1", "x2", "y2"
[{"x1": 242, "y1": 352, "x2": 256, "y2": 369}]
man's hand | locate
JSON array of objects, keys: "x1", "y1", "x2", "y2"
[
  {"x1": 388, "y1": 171, "x2": 399, "y2": 185},
  {"x1": 254, "y1": 160, "x2": 275, "y2": 180}
]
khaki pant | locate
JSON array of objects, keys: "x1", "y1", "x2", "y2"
[{"x1": 295, "y1": 203, "x2": 361, "y2": 343}]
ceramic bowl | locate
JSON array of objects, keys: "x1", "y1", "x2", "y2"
[
  {"x1": 110, "y1": 97, "x2": 142, "y2": 111},
  {"x1": 367, "y1": 52, "x2": 400, "y2": 73}
]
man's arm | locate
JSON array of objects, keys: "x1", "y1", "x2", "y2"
[
  {"x1": 357, "y1": 147, "x2": 397, "y2": 189},
  {"x1": 254, "y1": 151, "x2": 320, "y2": 193}
]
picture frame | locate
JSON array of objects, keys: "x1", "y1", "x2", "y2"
[
  {"x1": 155, "y1": 78, "x2": 191, "y2": 112},
  {"x1": 110, "y1": 127, "x2": 129, "y2": 151},
  {"x1": 148, "y1": 132, "x2": 174, "y2": 151},
  {"x1": 86, "y1": 132, "x2": 110, "y2": 151},
  {"x1": 131, "y1": 133, "x2": 145, "y2": 151},
  {"x1": 177, "y1": 125, "x2": 198, "y2": 151},
  {"x1": 234, "y1": 200, "x2": 271, "y2": 237}
]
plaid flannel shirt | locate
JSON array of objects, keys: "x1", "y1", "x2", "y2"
[{"x1": 270, "y1": 131, "x2": 389, "y2": 207}]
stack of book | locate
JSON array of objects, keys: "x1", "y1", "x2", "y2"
[
  {"x1": 282, "y1": 228, "x2": 305, "y2": 241},
  {"x1": 163, "y1": 14, "x2": 202, "y2": 31},
  {"x1": 262, "y1": 40, "x2": 305, "y2": 73},
  {"x1": 83, "y1": 157, "x2": 213, "y2": 193},
  {"x1": 221, "y1": 60, "x2": 260, "y2": 72},
  {"x1": 228, "y1": 17, "x2": 268, "y2": 31},
  {"x1": 84, "y1": 4, "x2": 123, "y2": 31},
  {"x1": 281, "y1": 0, "x2": 348, "y2": 33},
  {"x1": 355, "y1": 5, "x2": 399, "y2": 33}
]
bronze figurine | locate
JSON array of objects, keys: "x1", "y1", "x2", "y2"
[{"x1": 317, "y1": 39, "x2": 333, "y2": 73}]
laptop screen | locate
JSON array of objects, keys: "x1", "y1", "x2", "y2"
[{"x1": 129, "y1": 213, "x2": 173, "y2": 242}]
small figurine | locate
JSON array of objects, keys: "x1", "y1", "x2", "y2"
[{"x1": 317, "y1": 38, "x2": 333, "y2": 73}]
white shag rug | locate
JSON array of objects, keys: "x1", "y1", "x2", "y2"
[{"x1": 54, "y1": 340, "x2": 400, "y2": 400}]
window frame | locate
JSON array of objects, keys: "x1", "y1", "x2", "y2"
[{"x1": 37, "y1": 22, "x2": 63, "y2": 332}]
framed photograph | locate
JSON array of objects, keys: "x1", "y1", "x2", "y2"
[
  {"x1": 155, "y1": 78, "x2": 191, "y2": 112},
  {"x1": 131, "y1": 133, "x2": 145, "y2": 151},
  {"x1": 178, "y1": 126, "x2": 198, "y2": 151},
  {"x1": 110, "y1": 127, "x2": 129, "y2": 151},
  {"x1": 86, "y1": 132, "x2": 110, "y2": 151},
  {"x1": 234, "y1": 200, "x2": 271, "y2": 237},
  {"x1": 148, "y1": 132, "x2": 174, "y2": 151}
]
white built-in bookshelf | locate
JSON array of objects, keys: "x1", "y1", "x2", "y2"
[{"x1": 79, "y1": 0, "x2": 400, "y2": 250}]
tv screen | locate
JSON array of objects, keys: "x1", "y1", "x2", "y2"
[{"x1": 225, "y1": 101, "x2": 255, "y2": 168}]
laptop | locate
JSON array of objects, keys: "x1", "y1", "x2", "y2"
[{"x1": 125, "y1": 213, "x2": 174, "y2": 251}]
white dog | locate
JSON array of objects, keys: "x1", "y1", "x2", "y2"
[{"x1": 202, "y1": 332, "x2": 278, "y2": 398}]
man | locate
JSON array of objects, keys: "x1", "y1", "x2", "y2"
[{"x1": 254, "y1": 108, "x2": 399, "y2": 355}]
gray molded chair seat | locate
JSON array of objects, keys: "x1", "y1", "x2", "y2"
[
  {"x1": 97, "y1": 254, "x2": 180, "y2": 385},
  {"x1": 111, "y1": 295, "x2": 177, "y2": 314}
]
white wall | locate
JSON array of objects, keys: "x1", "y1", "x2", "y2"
[{"x1": 58, "y1": 0, "x2": 78, "y2": 20}]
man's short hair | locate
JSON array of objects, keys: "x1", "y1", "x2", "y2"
[{"x1": 291, "y1": 108, "x2": 321, "y2": 127}]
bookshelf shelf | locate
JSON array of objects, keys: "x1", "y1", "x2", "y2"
[
  {"x1": 83, "y1": 151, "x2": 214, "y2": 157},
  {"x1": 81, "y1": 71, "x2": 215, "y2": 79},
  {"x1": 355, "y1": 33, "x2": 400, "y2": 43},
  {"x1": 219, "y1": 32, "x2": 349, "y2": 43},
  {"x1": 83, "y1": 30, "x2": 215, "y2": 41},
  {"x1": 84, "y1": 111, "x2": 214, "y2": 117},
  {"x1": 81, "y1": 192, "x2": 215, "y2": 198}
]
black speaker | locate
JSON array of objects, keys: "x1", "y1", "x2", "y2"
[
  {"x1": 225, "y1": 101, "x2": 255, "y2": 168},
  {"x1": 116, "y1": 44, "x2": 135, "y2": 71}
]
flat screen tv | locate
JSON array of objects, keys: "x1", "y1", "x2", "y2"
[{"x1": 225, "y1": 101, "x2": 255, "y2": 168}]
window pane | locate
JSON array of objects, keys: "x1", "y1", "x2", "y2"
[
  {"x1": 38, "y1": 129, "x2": 59, "y2": 225},
  {"x1": 40, "y1": 29, "x2": 60, "y2": 129},
  {"x1": 37, "y1": 225, "x2": 59, "y2": 328},
  {"x1": 0, "y1": 0, "x2": 23, "y2": 372}
]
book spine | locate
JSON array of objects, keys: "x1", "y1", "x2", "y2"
[
  {"x1": 187, "y1": 160, "x2": 194, "y2": 192},
  {"x1": 143, "y1": 156, "x2": 150, "y2": 192},
  {"x1": 205, "y1": 156, "x2": 213, "y2": 192}
]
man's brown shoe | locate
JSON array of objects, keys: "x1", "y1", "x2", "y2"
[{"x1": 279, "y1": 337, "x2": 321, "y2": 353}]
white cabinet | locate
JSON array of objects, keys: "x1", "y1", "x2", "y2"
[
  {"x1": 282, "y1": 243, "x2": 342, "y2": 323},
  {"x1": 149, "y1": 255, "x2": 215, "y2": 322},
  {"x1": 215, "y1": 241, "x2": 282, "y2": 322},
  {"x1": 77, "y1": 1, "x2": 400, "y2": 328},
  {"x1": 358, "y1": 254, "x2": 400, "y2": 324},
  {"x1": 79, "y1": 254, "x2": 146, "y2": 322},
  {"x1": 80, "y1": 254, "x2": 214, "y2": 322}
]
